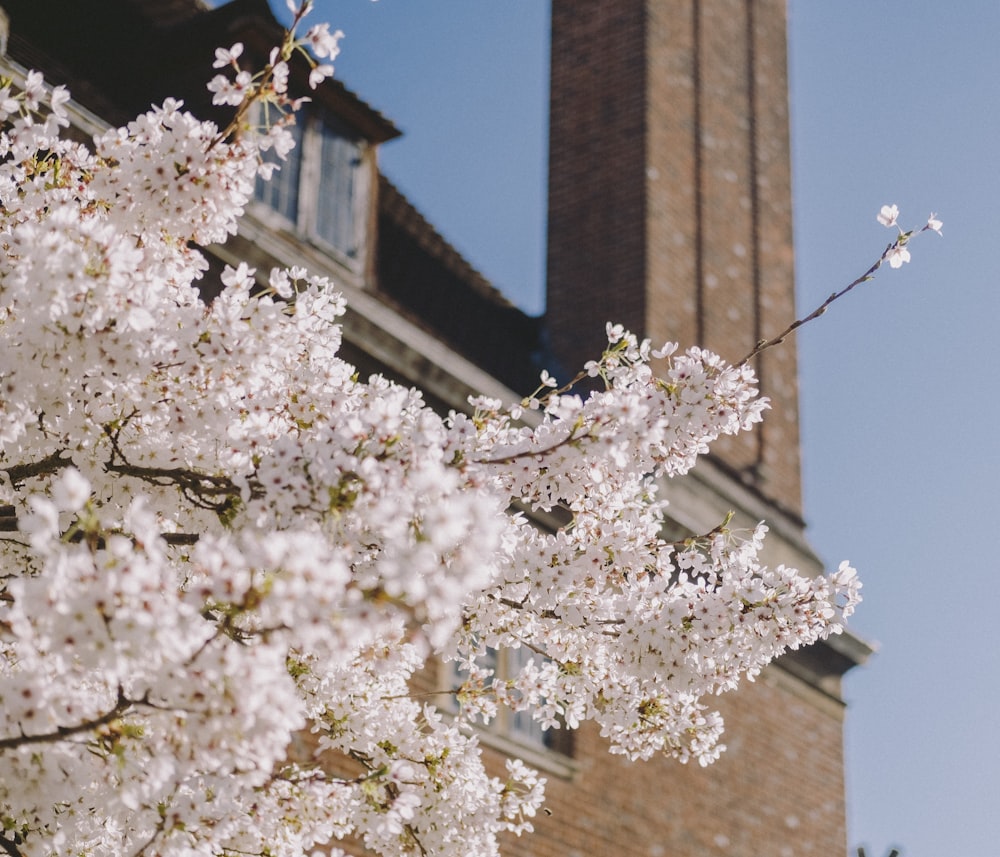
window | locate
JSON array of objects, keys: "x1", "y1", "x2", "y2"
[
  {"x1": 254, "y1": 108, "x2": 368, "y2": 267},
  {"x1": 446, "y1": 646, "x2": 572, "y2": 758},
  {"x1": 315, "y1": 125, "x2": 361, "y2": 254},
  {"x1": 255, "y1": 119, "x2": 303, "y2": 223},
  {"x1": 505, "y1": 645, "x2": 552, "y2": 750}
]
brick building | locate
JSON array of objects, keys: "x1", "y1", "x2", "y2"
[{"x1": 0, "y1": 1, "x2": 870, "y2": 855}]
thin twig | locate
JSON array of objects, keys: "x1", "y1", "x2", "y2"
[
  {"x1": 737, "y1": 217, "x2": 939, "y2": 367},
  {"x1": 736, "y1": 251, "x2": 886, "y2": 368}
]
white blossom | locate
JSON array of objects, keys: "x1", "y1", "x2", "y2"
[
  {"x1": 0, "y1": 11, "x2": 863, "y2": 857},
  {"x1": 886, "y1": 243, "x2": 911, "y2": 268},
  {"x1": 310, "y1": 63, "x2": 335, "y2": 89},
  {"x1": 304, "y1": 23, "x2": 345, "y2": 60},
  {"x1": 213, "y1": 42, "x2": 244, "y2": 68},
  {"x1": 209, "y1": 69, "x2": 253, "y2": 106},
  {"x1": 877, "y1": 203, "x2": 900, "y2": 228}
]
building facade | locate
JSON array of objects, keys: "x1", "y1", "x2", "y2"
[{"x1": 0, "y1": 1, "x2": 870, "y2": 854}]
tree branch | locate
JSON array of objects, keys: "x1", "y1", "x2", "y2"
[
  {"x1": 0, "y1": 505, "x2": 17, "y2": 531},
  {"x1": 1, "y1": 450, "x2": 73, "y2": 488},
  {"x1": 736, "y1": 246, "x2": 889, "y2": 368},
  {"x1": 105, "y1": 458, "x2": 240, "y2": 511},
  {"x1": 0, "y1": 835, "x2": 24, "y2": 857},
  {"x1": 0, "y1": 687, "x2": 132, "y2": 751}
]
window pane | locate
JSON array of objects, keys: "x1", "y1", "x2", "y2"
[
  {"x1": 316, "y1": 124, "x2": 360, "y2": 256},
  {"x1": 255, "y1": 120, "x2": 303, "y2": 223},
  {"x1": 507, "y1": 646, "x2": 550, "y2": 748}
]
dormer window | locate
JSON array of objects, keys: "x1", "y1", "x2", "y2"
[{"x1": 254, "y1": 107, "x2": 369, "y2": 269}]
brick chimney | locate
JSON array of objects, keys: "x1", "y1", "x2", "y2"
[{"x1": 546, "y1": 0, "x2": 803, "y2": 514}]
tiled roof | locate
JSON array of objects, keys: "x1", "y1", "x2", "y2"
[
  {"x1": 120, "y1": 0, "x2": 210, "y2": 28},
  {"x1": 378, "y1": 177, "x2": 517, "y2": 312},
  {"x1": 376, "y1": 175, "x2": 543, "y2": 395},
  {"x1": 2, "y1": 0, "x2": 399, "y2": 144}
]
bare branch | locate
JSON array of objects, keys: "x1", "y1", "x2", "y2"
[
  {"x1": 737, "y1": 237, "x2": 900, "y2": 368},
  {"x1": 1, "y1": 450, "x2": 73, "y2": 488}
]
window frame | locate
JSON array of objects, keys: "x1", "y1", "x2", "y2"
[
  {"x1": 252, "y1": 106, "x2": 369, "y2": 273},
  {"x1": 443, "y1": 646, "x2": 576, "y2": 776}
]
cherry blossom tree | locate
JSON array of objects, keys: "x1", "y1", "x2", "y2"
[{"x1": 0, "y1": 4, "x2": 934, "y2": 856}]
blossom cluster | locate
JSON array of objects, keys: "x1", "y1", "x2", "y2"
[
  {"x1": 877, "y1": 202, "x2": 943, "y2": 268},
  {"x1": 0, "y1": 8, "x2": 860, "y2": 857}
]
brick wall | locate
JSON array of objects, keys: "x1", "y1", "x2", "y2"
[
  {"x1": 495, "y1": 671, "x2": 848, "y2": 857},
  {"x1": 539, "y1": 7, "x2": 857, "y2": 851},
  {"x1": 546, "y1": 0, "x2": 648, "y2": 382},
  {"x1": 547, "y1": 0, "x2": 803, "y2": 515}
]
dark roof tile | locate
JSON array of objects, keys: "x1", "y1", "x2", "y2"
[{"x1": 376, "y1": 176, "x2": 543, "y2": 394}]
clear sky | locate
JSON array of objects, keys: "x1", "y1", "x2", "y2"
[{"x1": 274, "y1": 2, "x2": 999, "y2": 855}]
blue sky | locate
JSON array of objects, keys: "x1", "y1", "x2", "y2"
[
  {"x1": 790, "y1": 6, "x2": 1000, "y2": 857},
  {"x1": 276, "y1": 3, "x2": 999, "y2": 855}
]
